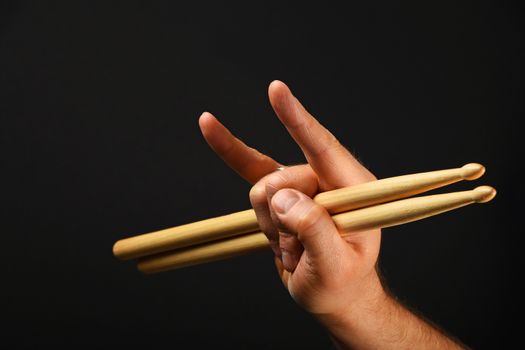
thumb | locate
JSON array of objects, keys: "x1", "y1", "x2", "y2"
[{"x1": 270, "y1": 188, "x2": 345, "y2": 263}]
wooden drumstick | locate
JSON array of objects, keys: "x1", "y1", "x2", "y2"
[
  {"x1": 136, "y1": 186, "x2": 496, "y2": 273},
  {"x1": 113, "y1": 163, "x2": 485, "y2": 260}
]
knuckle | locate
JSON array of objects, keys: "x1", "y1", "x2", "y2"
[
  {"x1": 266, "y1": 172, "x2": 289, "y2": 192},
  {"x1": 326, "y1": 131, "x2": 341, "y2": 147},
  {"x1": 239, "y1": 148, "x2": 267, "y2": 172},
  {"x1": 279, "y1": 233, "x2": 301, "y2": 252},
  {"x1": 249, "y1": 165, "x2": 293, "y2": 206},
  {"x1": 312, "y1": 134, "x2": 342, "y2": 157},
  {"x1": 297, "y1": 204, "x2": 325, "y2": 234},
  {"x1": 249, "y1": 183, "x2": 266, "y2": 205},
  {"x1": 254, "y1": 150, "x2": 270, "y2": 164}
]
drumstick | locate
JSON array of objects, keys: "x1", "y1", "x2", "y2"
[
  {"x1": 137, "y1": 186, "x2": 496, "y2": 273},
  {"x1": 113, "y1": 163, "x2": 485, "y2": 260}
]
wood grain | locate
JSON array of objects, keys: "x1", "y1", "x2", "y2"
[
  {"x1": 113, "y1": 163, "x2": 485, "y2": 260},
  {"x1": 137, "y1": 186, "x2": 496, "y2": 273}
]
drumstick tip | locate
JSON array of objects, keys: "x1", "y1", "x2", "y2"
[
  {"x1": 461, "y1": 163, "x2": 485, "y2": 180},
  {"x1": 112, "y1": 241, "x2": 125, "y2": 260},
  {"x1": 136, "y1": 261, "x2": 150, "y2": 274},
  {"x1": 472, "y1": 186, "x2": 497, "y2": 203}
]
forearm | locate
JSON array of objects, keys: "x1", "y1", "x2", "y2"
[{"x1": 317, "y1": 274, "x2": 466, "y2": 350}]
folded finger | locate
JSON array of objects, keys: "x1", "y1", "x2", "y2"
[
  {"x1": 270, "y1": 188, "x2": 346, "y2": 268},
  {"x1": 249, "y1": 165, "x2": 318, "y2": 257}
]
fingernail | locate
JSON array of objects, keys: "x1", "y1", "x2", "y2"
[
  {"x1": 281, "y1": 250, "x2": 293, "y2": 272},
  {"x1": 272, "y1": 190, "x2": 300, "y2": 214}
]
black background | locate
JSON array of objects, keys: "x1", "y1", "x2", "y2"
[{"x1": 1, "y1": 1, "x2": 522, "y2": 348}]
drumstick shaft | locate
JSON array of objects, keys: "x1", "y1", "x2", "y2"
[
  {"x1": 137, "y1": 186, "x2": 496, "y2": 273},
  {"x1": 113, "y1": 163, "x2": 484, "y2": 260}
]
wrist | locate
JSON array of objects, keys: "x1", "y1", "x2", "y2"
[
  {"x1": 314, "y1": 270, "x2": 389, "y2": 333},
  {"x1": 313, "y1": 271, "x2": 466, "y2": 350}
]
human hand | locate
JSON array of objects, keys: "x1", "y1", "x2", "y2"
[
  {"x1": 198, "y1": 81, "x2": 384, "y2": 319},
  {"x1": 198, "y1": 81, "x2": 465, "y2": 349}
]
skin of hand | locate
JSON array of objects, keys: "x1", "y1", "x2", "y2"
[{"x1": 198, "y1": 81, "x2": 465, "y2": 349}]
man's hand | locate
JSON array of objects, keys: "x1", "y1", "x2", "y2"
[
  {"x1": 198, "y1": 81, "x2": 465, "y2": 349},
  {"x1": 199, "y1": 80, "x2": 381, "y2": 316}
]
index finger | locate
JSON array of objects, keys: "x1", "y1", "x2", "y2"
[
  {"x1": 199, "y1": 112, "x2": 282, "y2": 184},
  {"x1": 268, "y1": 81, "x2": 375, "y2": 188}
]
